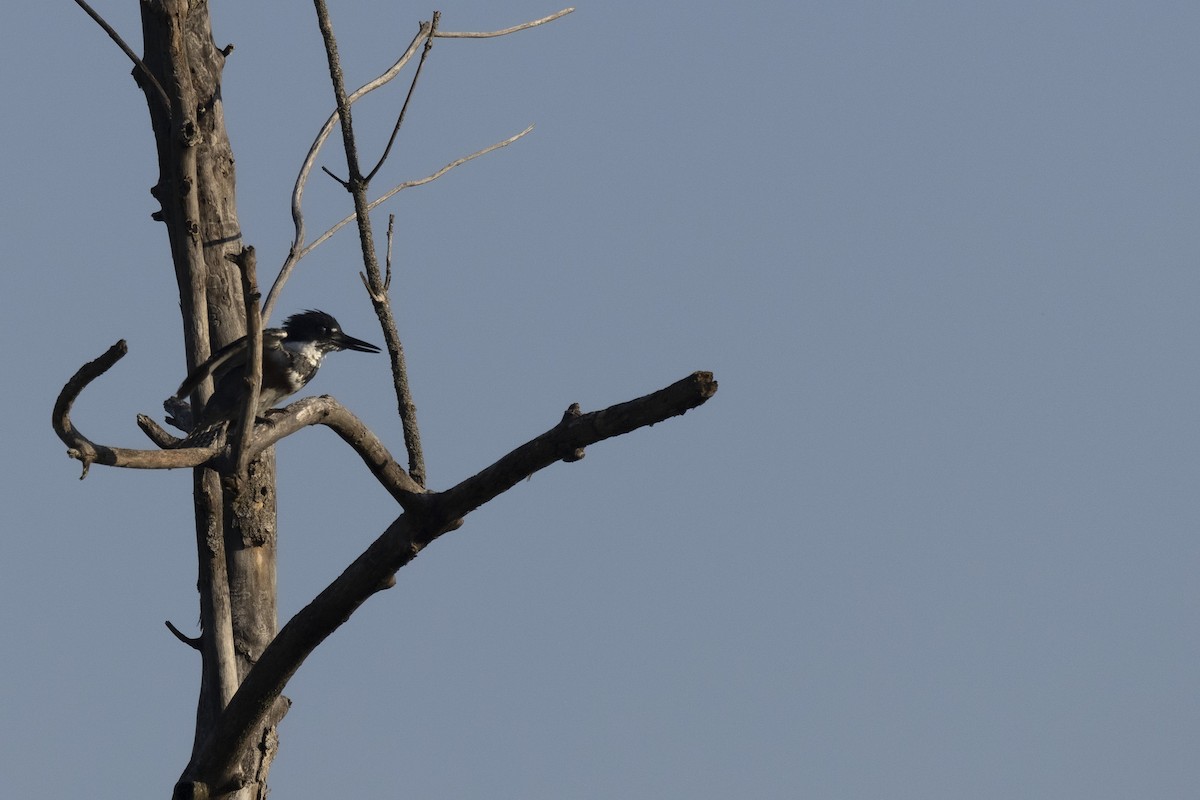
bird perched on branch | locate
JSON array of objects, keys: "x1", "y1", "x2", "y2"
[{"x1": 171, "y1": 309, "x2": 381, "y2": 429}]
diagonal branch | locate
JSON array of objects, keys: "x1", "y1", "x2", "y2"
[
  {"x1": 165, "y1": 620, "x2": 202, "y2": 650},
  {"x1": 72, "y1": 0, "x2": 172, "y2": 114},
  {"x1": 241, "y1": 396, "x2": 426, "y2": 505},
  {"x1": 437, "y1": 372, "x2": 719, "y2": 516},
  {"x1": 183, "y1": 371, "x2": 717, "y2": 793},
  {"x1": 435, "y1": 7, "x2": 575, "y2": 38},
  {"x1": 262, "y1": 24, "x2": 429, "y2": 324},
  {"x1": 362, "y1": 12, "x2": 439, "y2": 184},
  {"x1": 296, "y1": 126, "x2": 534, "y2": 262},
  {"x1": 262, "y1": 7, "x2": 574, "y2": 324}
]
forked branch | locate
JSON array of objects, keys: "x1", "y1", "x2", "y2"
[
  {"x1": 53, "y1": 344, "x2": 424, "y2": 505},
  {"x1": 262, "y1": 23, "x2": 428, "y2": 323},
  {"x1": 182, "y1": 370, "x2": 717, "y2": 793},
  {"x1": 264, "y1": 5, "x2": 575, "y2": 322},
  {"x1": 362, "y1": 11, "x2": 438, "y2": 184},
  {"x1": 259, "y1": 6, "x2": 574, "y2": 489},
  {"x1": 294, "y1": 126, "x2": 533, "y2": 263},
  {"x1": 313, "y1": 0, "x2": 427, "y2": 485}
]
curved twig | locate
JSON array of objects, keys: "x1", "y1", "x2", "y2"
[
  {"x1": 166, "y1": 620, "x2": 202, "y2": 651},
  {"x1": 435, "y1": 7, "x2": 575, "y2": 38},
  {"x1": 312, "y1": 0, "x2": 429, "y2": 489},
  {"x1": 263, "y1": 7, "x2": 574, "y2": 323},
  {"x1": 262, "y1": 25, "x2": 429, "y2": 324},
  {"x1": 240, "y1": 396, "x2": 425, "y2": 506},
  {"x1": 52, "y1": 341, "x2": 222, "y2": 477},
  {"x1": 53, "y1": 344, "x2": 423, "y2": 507},
  {"x1": 298, "y1": 125, "x2": 534, "y2": 261}
]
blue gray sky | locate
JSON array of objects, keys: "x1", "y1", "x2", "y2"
[{"x1": 3, "y1": 2, "x2": 1197, "y2": 798}]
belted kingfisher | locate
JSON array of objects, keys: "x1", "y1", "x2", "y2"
[{"x1": 173, "y1": 309, "x2": 381, "y2": 427}]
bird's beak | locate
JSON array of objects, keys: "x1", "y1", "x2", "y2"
[{"x1": 333, "y1": 331, "x2": 382, "y2": 353}]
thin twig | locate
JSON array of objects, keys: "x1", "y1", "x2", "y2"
[
  {"x1": 263, "y1": 24, "x2": 430, "y2": 324},
  {"x1": 298, "y1": 126, "x2": 534, "y2": 261},
  {"x1": 435, "y1": 7, "x2": 575, "y2": 38},
  {"x1": 362, "y1": 213, "x2": 395, "y2": 300},
  {"x1": 72, "y1": 0, "x2": 172, "y2": 115},
  {"x1": 363, "y1": 12, "x2": 439, "y2": 184},
  {"x1": 384, "y1": 213, "x2": 394, "y2": 293},
  {"x1": 314, "y1": 0, "x2": 363, "y2": 180},
  {"x1": 314, "y1": 0, "x2": 428, "y2": 486},
  {"x1": 264, "y1": 7, "x2": 573, "y2": 323},
  {"x1": 319, "y1": 165, "x2": 350, "y2": 188},
  {"x1": 165, "y1": 620, "x2": 202, "y2": 650}
]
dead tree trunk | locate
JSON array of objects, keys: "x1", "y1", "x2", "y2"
[
  {"x1": 138, "y1": 1, "x2": 284, "y2": 793},
  {"x1": 54, "y1": 4, "x2": 715, "y2": 799}
]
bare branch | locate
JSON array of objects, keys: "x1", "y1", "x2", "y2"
[
  {"x1": 437, "y1": 372, "x2": 720, "y2": 518},
  {"x1": 319, "y1": 164, "x2": 350, "y2": 188},
  {"x1": 241, "y1": 396, "x2": 426, "y2": 506},
  {"x1": 298, "y1": 125, "x2": 534, "y2": 261},
  {"x1": 263, "y1": 6, "x2": 573, "y2": 322},
  {"x1": 384, "y1": 213, "x2": 395, "y2": 292},
  {"x1": 137, "y1": 413, "x2": 183, "y2": 448},
  {"x1": 363, "y1": 12, "x2": 439, "y2": 184},
  {"x1": 228, "y1": 247, "x2": 263, "y2": 476},
  {"x1": 166, "y1": 620, "x2": 202, "y2": 651},
  {"x1": 72, "y1": 0, "x2": 172, "y2": 114},
  {"x1": 184, "y1": 371, "x2": 717, "y2": 790},
  {"x1": 52, "y1": 341, "x2": 222, "y2": 476},
  {"x1": 262, "y1": 24, "x2": 429, "y2": 323},
  {"x1": 185, "y1": 515, "x2": 432, "y2": 793},
  {"x1": 435, "y1": 7, "x2": 575, "y2": 38},
  {"x1": 53, "y1": 347, "x2": 424, "y2": 507},
  {"x1": 312, "y1": 0, "x2": 428, "y2": 486}
]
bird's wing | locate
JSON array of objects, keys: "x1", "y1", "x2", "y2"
[
  {"x1": 173, "y1": 335, "x2": 251, "y2": 400},
  {"x1": 172, "y1": 329, "x2": 286, "y2": 399}
]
